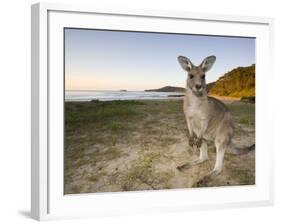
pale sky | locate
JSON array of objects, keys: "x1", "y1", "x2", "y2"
[{"x1": 64, "y1": 28, "x2": 255, "y2": 91}]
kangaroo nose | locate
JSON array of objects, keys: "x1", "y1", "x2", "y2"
[{"x1": 195, "y1": 84, "x2": 202, "y2": 90}]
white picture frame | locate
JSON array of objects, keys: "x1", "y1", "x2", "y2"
[{"x1": 31, "y1": 2, "x2": 274, "y2": 221}]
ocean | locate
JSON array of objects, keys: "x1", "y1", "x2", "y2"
[{"x1": 65, "y1": 90, "x2": 184, "y2": 102}]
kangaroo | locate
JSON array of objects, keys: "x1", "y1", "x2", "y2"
[{"x1": 176, "y1": 55, "x2": 255, "y2": 187}]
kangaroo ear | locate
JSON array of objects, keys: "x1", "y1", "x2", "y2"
[
  {"x1": 177, "y1": 56, "x2": 193, "y2": 72},
  {"x1": 200, "y1": 56, "x2": 216, "y2": 72}
]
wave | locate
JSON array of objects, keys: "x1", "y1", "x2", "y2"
[{"x1": 65, "y1": 90, "x2": 183, "y2": 102}]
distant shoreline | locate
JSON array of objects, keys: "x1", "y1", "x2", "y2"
[
  {"x1": 65, "y1": 89, "x2": 243, "y2": 103},
  {"x1": 65, "y1": 95, "x2": 244, "y2": 103},
  {"x1": 65, "y1": 97, "x2": 184, "y2": 102},
  {"x1": 65, "y1": 90, "x2": 185, "y2": 102}
]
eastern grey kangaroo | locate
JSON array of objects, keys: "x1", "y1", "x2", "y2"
[{"x1": 177, "y1": 55, "x2": 254, "y2": 186}]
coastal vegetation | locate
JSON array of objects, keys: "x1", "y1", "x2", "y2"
[
  {"x1": 208, "y1": 64, "x2": 255, "y2": 98},
  {"x1": 145, "y1": 64, "x2": 255, "y2": 100}
]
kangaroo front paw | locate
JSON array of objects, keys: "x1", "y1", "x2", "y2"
[
  {"x1": 188, "y1": 135, "x2": 198, "y2": 147},
  {"x1": 194, "y1": 138, "x2": 202, "y2": 148}
]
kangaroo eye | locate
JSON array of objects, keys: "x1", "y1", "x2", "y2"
[
  {"x1": 201, "y1": 75, "x2": 205, "y2": 79},
  {"x1": 189, "y1": 74, "x2": 194, "y2": 79}
]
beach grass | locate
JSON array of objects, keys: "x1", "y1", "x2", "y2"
[
  {"x1": 64, "y1": 99, "x2": 255, "y2": 194},
  {"x1": 226, "y1": 103, "x2": 255, "y2": 126}
]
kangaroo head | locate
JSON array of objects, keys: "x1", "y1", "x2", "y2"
[{"x1": 177, "y1": 55, "x2": 216, "y2": 97}]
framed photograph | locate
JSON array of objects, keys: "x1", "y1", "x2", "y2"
[{"x1": 31, "y1": 2, "x2": 274, "y2": 221}]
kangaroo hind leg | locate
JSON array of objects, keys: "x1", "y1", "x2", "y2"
[{"x1": 195, "y1": 138, "x2": 228, "y2": 187}]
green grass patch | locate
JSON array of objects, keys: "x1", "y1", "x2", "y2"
[
  {"x1": 239, "y1": 117, "x2": 250, "y2": 125},
  {"x1": 65, "y1": 100, "x2": 142, "y2": 131},
  {"x1": 226, "y1": 103, "x2": 255, "y2": 126},
  {"x1": 230, "y1": 169, "x2": 255, "y2": 185}
]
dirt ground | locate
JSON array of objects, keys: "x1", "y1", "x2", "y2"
[{"x1": 64, "y1": 99, "x2": 255, "y2": 194}]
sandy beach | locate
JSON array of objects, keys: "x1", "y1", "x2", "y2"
[{"x1": 64, "y1": 98, "x2": 255, "y2": 194}]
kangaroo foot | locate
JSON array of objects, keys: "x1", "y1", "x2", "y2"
[{"x1": 177, "y1": 158, "x2": 208, "y2": 171}]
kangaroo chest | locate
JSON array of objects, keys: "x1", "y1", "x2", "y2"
[{"x1": 184, "y1": 95, "x2": 209, "y2": 136}]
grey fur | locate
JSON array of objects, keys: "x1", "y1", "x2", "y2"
[{"x1": 176, "y1": 55, "x2": 254, "y2": 186}]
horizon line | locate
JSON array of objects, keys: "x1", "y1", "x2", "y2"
[{"x1": 65, "y1": 64, "x2": 255, "y2": 92}]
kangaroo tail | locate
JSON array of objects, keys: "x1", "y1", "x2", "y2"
[{"x1": 227, "y1": 144, "x2": 255, "y2": 155}]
